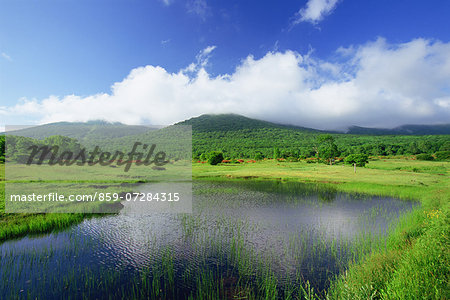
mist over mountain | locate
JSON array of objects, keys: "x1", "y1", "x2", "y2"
[
  {"x1": 5, "y1": 114, "x2": 450, "y2": 137},
  {"x1": 345, "y1": 124, "x2": 450, "y2": 135}
]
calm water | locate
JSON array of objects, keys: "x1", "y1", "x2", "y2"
[{"x1": 0, "y1": 181, "x2": 417, "y2": 299}]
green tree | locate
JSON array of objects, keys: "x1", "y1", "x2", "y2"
[
  {"x1": 416, "y1": 153, "x2": 434, "y2": 161},
  {"x1": 254, "y1": 151, "x2": 264, "y2": 160},
  {"x1": 434, "y1": 151, "x2": 450, "y2": 161},
  {"x1": 273, "y1": 147, "x2": 280, "y2": 159},
  {"x1": 12, "y1": 136, "x2": 41, "y2": 163},
  {"x1": 345, "y1": 154, "x2": 369, "y2": 167},
  {"x1": 0, "y1": 136, "x2": 4, "y2": 162},
  {"x1": 208, "y1": 151, "x2": 224, "y2": 165},
  {"x1": 418, "y1": 140, "x2": 432, "y2": 153},
  {"x1": 439, "y1": 141, "x2": 450, "y2": 152},
  {"x1": 43, "y1": 135, "x2": 82, "y2": 155},
  {"x1": 316, "y1": 134, "x2": 340, "y2": 165},
  {"x1": 407, "y1": 141, "x2": 420, "y2": 155}
]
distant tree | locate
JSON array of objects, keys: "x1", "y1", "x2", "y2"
[
  {"x1": 434, "y1": 151, "x2": 450, "y2": 161},
  {"x1": 416, "y1": 153, "x2": 434, "y2": 161},
  {"x1": 418, "y1": 140, "x2": 432, "y2": 154},
  {"x1": 344, "y1": 154, "x2": 369, "y2": 167},
  {"x1": 316, "y1": 134, "x2": 340, "y2": 165},
  {"x1": 375, "y1": 143, "x2": 387, "y2": 156},
  {"x1": 254, "y1": 151, "x2": 264, "y2": 160},
  {"x1": 199, "y1": 153, "x2": 208, "y2": 161},
  {"x1": 10, "y1": 136, "x2": 42, "y2": 163},
  {"x1": 192, "y1": 151, "x2": 202, "y2": 160},
  {"x1": 273, "y1": 147, "x2": 280, "y2": 159},
  {"x1": 301, "y1": 148, "x2": 315, "y2": 158},
  {"x1": 43, "y1": 135, "x2": 82, "y2": 155},
  {"x1": 439, "y1": 141, "x2": 450, "y2": 152},
  {"x1": 0, "y1": 136, "x2": 4, "y2": 162},
  {"x1": 208, "y1": 151, "x2": 224, "y2": 165},
  {"x1": 407, "y1": 141, "x2": 420, "y2": 155}
]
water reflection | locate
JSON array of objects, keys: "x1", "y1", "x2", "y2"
[{"x1": 0, "y1": 180, "x2": 417, "y2": 298}]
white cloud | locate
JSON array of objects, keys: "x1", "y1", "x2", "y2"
[
  {"x1": 182, "y1": 45, "x2": 216, "y2": 73},
  {"x1": 187, "y1": 0, "x2": 210, "y2": 21},
  {"x1": 1, "y1": 52, "x2": 12, "y2": 61},
  {"x1": 2, "y1": 38, "x2": 450, "y2": 130},
  {"x1": 160, "y1": 0, "x2": 173, "y2": 6},
  {"x1": 196, "y1": 45, "x2": 216, "y2": 67},
  {"x1": 294, "y1": 0, "x2": 340, "y2": 25},
  {"x1": 161, "y1": 39, "x2": 171, "y2": 45}
]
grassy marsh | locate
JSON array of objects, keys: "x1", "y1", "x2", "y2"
[
  {"x1": 0, "y1": 158, "x2": 448, "y2": 299},
  {"x1": 192, "y1": 159, "x2": 449, "y2": 299}
]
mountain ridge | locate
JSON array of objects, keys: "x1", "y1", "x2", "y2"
[
  {"x1": 4, "y1": 114, "x2": 450, "y2": 136},
  {"x1": 175, "y1": 114, "x2": 324, "y2": 133},
  {"x1": 177, "y1": 114, "x2": 449, "y2": 136}
]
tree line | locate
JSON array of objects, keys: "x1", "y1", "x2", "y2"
[
  {"x1": 1, "y1": 131, "x2": 449, "y2": 165},
  {"x1": 193, "y1": 132, "x2": 450, "y2": 164}
]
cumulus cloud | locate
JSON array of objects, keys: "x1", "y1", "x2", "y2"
[
  {"x1": 2, "y1": 38, "x2": 450, "y2": 130},
  {"x1": 294, "y1": 0, "x2": 340, "y2": 25}
]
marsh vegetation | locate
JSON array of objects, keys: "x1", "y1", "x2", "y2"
[{"x1": 0, "y1": 181, "x2": 418, "y2": 299}]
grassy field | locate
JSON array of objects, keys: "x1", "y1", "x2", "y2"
[
  {"x1": 0, "y1": 162, "x2": 90, "y2": 240},
  {"x1": 0, "y1": 158, "x2": 449, "y2": 298}
]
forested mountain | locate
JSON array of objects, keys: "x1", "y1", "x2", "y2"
[
  {"x1": 176, "y1": 114, "x2": 322, "y2": 133},
  {"x1": 177, "y1": 114, "x2": 449, "y2": 159},
  {"x1": 178, "y1": 114, "x2": 450, "y2": 136},
  {"x1": 3, "y1": 121, "x2": 153, "y2": 141},
  {"x1": 346, "y1": 124, "x2": 450, "y2": 135},
  {"x1": 1, "y1": 114, "x2": 449, "y2": 161}
]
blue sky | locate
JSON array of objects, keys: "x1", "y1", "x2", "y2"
[{"x1": 1, "y1": 0, "x2": 450, "y2": 129}]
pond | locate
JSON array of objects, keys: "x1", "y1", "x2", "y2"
[{"x1": 0, "y1": 180, "x2": 417, "y2": 299}]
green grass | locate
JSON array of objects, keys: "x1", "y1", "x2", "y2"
[
  {"x1": 1, "y1": 158, "x2": 449, "y2": 298},
  {"x1": 0, "y1": 163, "x2": 129, "y2": 241},
  {"x1": 0, "y1": 158, "x2": 191, "y2": 240},
  {"x1": 192, "y1": 158, "x2": 449, "y2": 299}
]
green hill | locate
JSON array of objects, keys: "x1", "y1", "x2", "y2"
[
  {"x1": 4, "y1": 121, "x2": 153, "y2": 141},
  {"x1": 179, "y1": 114, "x2": 449, "y2": 159},
  {"x1": 177, "y1": 113, "x2": 321, "y2": 133},
  {"x1": 2, "y1": 114, "x2": 449, "y2": 161}
]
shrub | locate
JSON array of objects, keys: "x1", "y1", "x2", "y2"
[
  {"x1": 254, "y1": 152, "x2": 264, "y2": 160},
  {"x1": 416, "y1": 153, "x2": 434, "y2": 161},
  {"x1": 207, "y1": 151, "x2": 224, "y2": 165},
  {"x1": 434, "y1": 150, "x2": 450, "y2": 161},
  {"x1": 345, "y1": 154, "x2": 369, "y2": 167}
]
